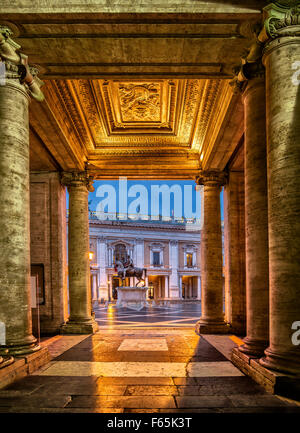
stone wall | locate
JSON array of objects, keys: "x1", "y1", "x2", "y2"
[{"x1": 30, "y1": 172, "x2": 68, "y2": 334}]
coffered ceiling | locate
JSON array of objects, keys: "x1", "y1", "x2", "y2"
[{"x1": 29, "y1": 77, "x2": 243, "y2": 178}]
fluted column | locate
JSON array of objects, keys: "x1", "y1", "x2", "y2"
[
  {"x1": 61, "y1": 172, "x2": 98, "y2": 334},
  {"x1": 259, "y1": 4, "x2": 300, "y2": 374},
  {"x1": 0, "y1": 26, "x2": 44, "y2": 356},
  {"x1": 195, "y1": 171, "x2": 229, "y2": 334},
  {"x1": 237, "y1": 64, "x2": 270, "y2": 356}
]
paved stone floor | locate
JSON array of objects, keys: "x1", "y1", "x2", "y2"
[
  {"x1": 94, "y1": 302, "x2": 203, "y2": 328},
  {"x1": 1, "y1": 327, "x2": 300, "y2": 413}
]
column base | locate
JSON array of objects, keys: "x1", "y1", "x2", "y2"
[
  {"x1": 0, "y1": 356, "x2": 14, "y2": 369},
  {"x1": 195, "y1": 319, "x2": 230, "y2": 335},
  {"x1": 259, "y1": 347, "x2": 300, "y2": 376},
  {"x1": 0, "y1": 335, "x2": 41, "y2": 356},
  {"x1": 0, "y1": 347, "x2": 51, "y2": 390},
  {"x1": 231, "y1": 347, "x2": 300, "y2": 400},
  {"x1": 61, "y1": 318, "x2": 99, "y2": 334},
  {"x1": 238, "y1": 337, "x2": 269, "y2": 357}
]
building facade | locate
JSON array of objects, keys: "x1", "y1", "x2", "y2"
[{"x1": 88, "y1": 217, "x2": 201, "y2": 303}]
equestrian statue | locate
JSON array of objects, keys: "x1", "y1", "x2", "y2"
[{"x1": 114, "y1": 255, "x2": 147, "y2": 287}]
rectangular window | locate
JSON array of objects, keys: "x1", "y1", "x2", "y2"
[
  {"x1": 186, "y1": 253, "x2": 193, "y2": 268},
  {"x1": 153, "y1": 251, "x2": 160, "y2": 266}
]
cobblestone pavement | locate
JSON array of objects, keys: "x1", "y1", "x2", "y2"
[{"x1": 1, "y1": 328, "x2": 300, "y2": 413}]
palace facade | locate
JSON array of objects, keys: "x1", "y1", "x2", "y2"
[{"x1": 88, "y1": 216, "x2": 201, "y2": 303}]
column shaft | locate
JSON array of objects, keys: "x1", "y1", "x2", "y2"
[
  {"x1": 196, "y1": 171, "x2": 228, "y2": 334},
  {"x1": 61, "y1": 173, "x2": 98, "y2": 334},
  {"x1": 259, "y1": 27, "x2": 300, "y2": 374},
  {"x1": 239, "y1": 76, "x2": 269, "y2": 356},
  {"x1": 0, "y1": 72, "x2": 39, "y2": 355}
]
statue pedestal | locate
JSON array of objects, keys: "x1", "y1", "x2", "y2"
[{"x1": 116, "y1": 286, "x2": 149, "y2": 311}]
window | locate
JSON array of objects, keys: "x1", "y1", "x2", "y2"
[
  {"x1": 186, "y1": 253, "x2": 193, "y2": 268},
  {"x1": 153, "y1": 251, "x2": 160, "y2": 266},
  {"x1": 114, "y1": 243, "x2": 127, "y2": 264}
]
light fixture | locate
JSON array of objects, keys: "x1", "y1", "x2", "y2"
[{"x1": 89, "y1": 251, "x2": 94, "y2": 261}]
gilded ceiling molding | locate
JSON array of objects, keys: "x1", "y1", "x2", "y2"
[
  {"x1": 69, "y1": 78, "x2": 204, "y2": 149},
  {"x1": 53, "y1": 80, "x2": 91, "y2": 150},
  {"x1": 89, "y1": 147, "x2": 200, "y2": 156},
  {"x1": 0, "y1": 25, "x2": 44, "y2": 101},
  {"x1": 192, "y1": 80, "x2": 222, "y2": 152}
]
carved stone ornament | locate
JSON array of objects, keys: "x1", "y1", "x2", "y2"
[
  {"x1": 230, "y1": 3, "x2": 300, "y2": 91},
  {"x1": 230, "y1": 61, "x2": 265, "y2": 94},
  {"x1": 0, "y1": 25, "x2": 44, "y2": 101},
  {"x1": 119, "y1": 82, "x2": 160, "y2": 122},
  {"x1": 196, "y1": 170, "x2": 227, "y2": 186},
  {"x1": 264, "y1": 3, "x2": 300, "y2": 38},
  {"x1": 61, "y1": 171, "x2": 95, "y2": 192}
]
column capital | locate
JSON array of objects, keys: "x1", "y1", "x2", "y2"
[
  {"x1": 0, "y1": 26, "x2": 44, "y2": 101},
  {"x1": 196, "y1": 170, "x2": 227, "y2": 186},
  {"x1": 263, "y1": 3, "x2": 300, "y2": 39},
  {"x1": 229, "y1": 3, "x2": 299, "y2": 92},
  {"x1": 61, "y1": 171, "x2": 95, "y2": 192}
]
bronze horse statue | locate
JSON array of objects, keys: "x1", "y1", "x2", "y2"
[{"x1": 115, "y1": 259, "x2": 147, "y2": 286}]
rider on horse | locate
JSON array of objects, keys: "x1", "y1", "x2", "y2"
[{"x1": 124, "y1": 255, "x2": 133, "y2": 271}]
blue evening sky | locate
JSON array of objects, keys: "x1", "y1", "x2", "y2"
[{"x1": 66, "y1": 179, "x2": 224, "y2": 221}]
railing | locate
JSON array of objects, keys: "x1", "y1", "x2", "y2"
[{"x1": 87, "y1": 210, "x2": 201, "y2": 225}]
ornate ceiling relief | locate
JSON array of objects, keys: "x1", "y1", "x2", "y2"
[
  {"x1": 101, "y1": 79, "x2": 176, "y2": 133},
  {"x1": 118, "y1": 82, "x2": 161, "y2": 122},
  {"x1": 43, "y1": 78, "x2": 221, "y2": 157}
]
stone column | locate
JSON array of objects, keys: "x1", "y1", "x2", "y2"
[
  {"x1": 61, "y1": 172, "x2": 98, "y2": 334},
  {"x1": 224, "y1": 171, "x2": 246, "y2": 336},
  {"x1": 237, "y1": 64, "x2": 270, "y2": 356},
  {"x1": 179, "y1": 276, "x2": 183, "y2": 298},
  {"x1": 0, "y1": 26, "x2": 44, "y2": 356},
  {"x1": 259, "y1": 6, "x2": 300, "y2": 374},
  {"x1": 197, "y1": 276, "x2": 201, "y2": 300},
  {"x1": 164, "y1": 276, "x2": 169, "y2": 299},
  {"x1": 169, "y1": 240, "x2": 180, "y2": 297},
  {"x1": 195, "y1": 171, "x2": 229, "y2": 334},
  {"x1": 91, "y1": 274, "x2": 97, "y2": 301},
  {"x1": 97, "y1": 237, "x2": 108, "y2": 301}
]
